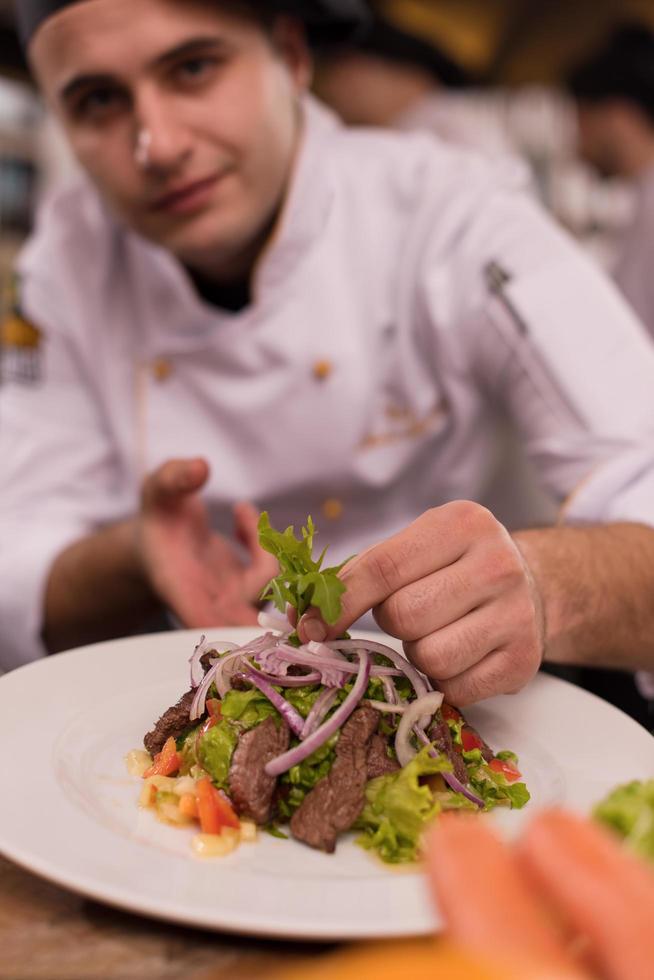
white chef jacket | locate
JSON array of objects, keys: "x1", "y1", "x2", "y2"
[
  {"x1": 3, "y1": 96, "x2": 654, "y2": 672},
  {"x1": 614, "y1": 166, "x2": 654, "y2": 339}
]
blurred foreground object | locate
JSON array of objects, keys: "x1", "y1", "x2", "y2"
[
  {"x1": 249, "y1": 809, "x2": 654, "y2": 980},
  {"x1": 593, "y1": 779, "x2": 654, "y2": 862}
]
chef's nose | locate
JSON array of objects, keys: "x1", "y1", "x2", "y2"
[{"x1": 133, "y1": 91, "x2": 192, "y2": 175}]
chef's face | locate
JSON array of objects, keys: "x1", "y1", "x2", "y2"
[{"x1": 30, "y1": 0, "x2": 311, "y2": 277}]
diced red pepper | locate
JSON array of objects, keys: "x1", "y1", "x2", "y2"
[
  {"x1": 196, "y1": 777, "x2": 240, "y2": 834},
  {"x1": 441, "y1": 704, "x2": 463, "y2": 723},
  {"x1": 461, "y1": 727, "x2": 484, "y2": 753},
  {"x1": 489, "y1": 758, "x2": 522, "y2": 782},
  {"x1": 143, "y1": 736, "x2": 181, "y2": 778}
]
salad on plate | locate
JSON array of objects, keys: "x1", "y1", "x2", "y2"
[{"x1": 128, "y1": 515, "x2": 529, "y2": 863}]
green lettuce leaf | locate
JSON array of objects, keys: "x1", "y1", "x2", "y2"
[
  {"x1": 258, "y1": 512, "x2": 350, "y2": 623},
  {"x1": 220, "y1": 688, "x2": 278, "y2": 730},
  {"x1": 284, "y1": 684, "x2": 324, "y2": 719},
  {"x1": 196, "y1": 720, "x2": 238, "y2": 791},
  {"x1": 468, "y1": 763, "x2": 530, "y2": 810},
  {"x1": 354, "y1": 746, "x2": 453, "y2": 864},
  {"x1": 593, "y1": 780, "x2": 654, "y2": 862}
]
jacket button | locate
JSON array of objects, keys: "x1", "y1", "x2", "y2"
[
  {"x1": 313, "y1": 359, "x2": 333, "y2": 381},
  {"x1": 152, "y1": 358, "x2": 173, "y2": 382},
  {"x1": 322, "y1": 498, "x2": 344, "y2": 521}
]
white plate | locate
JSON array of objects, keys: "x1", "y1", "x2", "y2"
[{"x1": 1, "y1": 628, "x2": 653, "y2": 940}]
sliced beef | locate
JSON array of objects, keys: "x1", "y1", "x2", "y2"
[
  {"x1": 290, "y1": 705, "x2": 380, "y2": 853},
  {"x1": 367, "y1": 733, "x2": 400, "y2": 779},
  {"x1": 143, "y1": 689, "x2": 195, "y2": 756},
  {"x1": 229, "y1": 717, "x2": 290, "y2": 825},
  {"x1": 428, "y1": 711, "x2": 469, "y2": 785},
  {"x1": 143, "y1": 650, "x2": 222, "y2": 755}
]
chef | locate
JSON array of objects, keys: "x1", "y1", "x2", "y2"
[{"x1": 3, "y1": 0, "x2": 654, "y2": 713}]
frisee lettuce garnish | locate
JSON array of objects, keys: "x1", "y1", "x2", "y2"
[{"x1": 258, "y1": 512, "x2": 351, "y2": 624}]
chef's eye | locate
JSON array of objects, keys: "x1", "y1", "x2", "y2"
[
  {"x1": 174, "y1": 56, "x2": 220, "y2": 87},
  {"x1": 71, "y1": 86, "x2": 128, "y2": 123}
]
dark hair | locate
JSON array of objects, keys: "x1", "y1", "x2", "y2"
[
  {"x1": 353, "y1": 15, "x2": 470, "y2": 88},
  {"x1": 567, "y1": 23, "x2": 654, "y2": 125}
]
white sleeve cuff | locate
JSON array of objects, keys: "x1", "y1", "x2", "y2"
[{"x1": 562, "y1": 448, "x2": 654, "y2": 528}]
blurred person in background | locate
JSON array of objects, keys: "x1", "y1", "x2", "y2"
[
  {"x1": 314, "y1": 0, "x2": 513, "y2": 158},
  {"x1": 3, "y1": 0, "x2": 654, "y2": 721},
  {"x1": 568, "y1": 23, "x2": 654, "y2": 338},
  {"x1": 315, "y1": 0, "x2": 556, "y2": 544}
]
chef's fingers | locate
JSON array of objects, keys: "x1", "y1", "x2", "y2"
[
  {"x1": 297, "y1": 503, "x2": 483, "y2": 642},
  {"x1": 518, "y1": 810, "x2": 654, "y2": 980},
  {"x1": 427, "y1": 642, "x2": 538, "y2": 706},
  {"x1": 425, "y1": 814, "x2": 581, "y2": 977},
  {"x1": 142, "y1": 457, "x2": 210, "y2": 508},
  {"x1": 232, "y1": 501, "x2": 280, "y2": 601},
  {"x1": 373, "y1": 533, "x2": 530, "y2": 642},
  {"x1": 396, "y1": 604, "x2": 503, "y2": 681}
]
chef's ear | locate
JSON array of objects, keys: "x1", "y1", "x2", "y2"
[{"x1": 270, "y1": 15, "x2": 314, "y2": 92}]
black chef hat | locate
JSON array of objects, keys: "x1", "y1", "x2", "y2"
[
  {"x1": 567, "y1": 22, "x2": 654, "y2": 125},
  {"x1": 15, "y1": 0, "x2": 370, "y2": 49}
]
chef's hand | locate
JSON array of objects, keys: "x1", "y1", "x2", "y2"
[
  {"x1": 138, "y1": 458, "x2": 278, "y2": 627},
  {"x1": 298, "y1": 502, "x2": 544, "y2": 705}
]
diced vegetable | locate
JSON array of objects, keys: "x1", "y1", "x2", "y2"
[
  {"x1": 461, "y1": 728, "x2": 484, "y2": 753},
  {"x1": 179, "y1": 793, "x2": 199, "y2": 820},
  {"x1": 125, "y1": 749, "x2": 152, "y2": 777},
  {"x1": 143, "y1": 736, "x2": 181, "y2": 778},
  {"x1": 441, "y1": 704, "x2": 463, "y2": 723},
  {"x1": 489, "y1": 758, "x2": 522, "y2": 782},
  {"x1": 196, "y1": 777, "x2": 240, "y2": 834}
]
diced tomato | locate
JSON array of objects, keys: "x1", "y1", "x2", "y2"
[
  {"x1": 489, "y1": 758, "x2": 522, "y2": 782},
  {"x1": 179, "y1": 793, "x2": 199, "y2": 820},
  {"x1": 441, "y1": 704, "x2": 463, "y2": 723},
  {"x1": 143, "y1": 736, "x2": 181, "y2": 778},
  {"x1": 461, "y1": 727, "x2": 484, "y2": 753},
  {"x1": 196, "y1": 777, "x2": 240, "y2": 835}
]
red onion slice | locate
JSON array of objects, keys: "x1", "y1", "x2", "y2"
[
  {"x1": 365, "y1": 700, "x2": 405, "y2": 713},
  {"x1": 380, "y1": 675, "x2": 399, "y2": 705},
  {"x1": 257, "y1": 610, "x2": 292, "y2": 634},
  {"x1": 394, "y1": 692, "x2": 444, "y2": 767},
  {"x1": 188, "y1": 635, "x2": 237, "y2": 689},
  {"x1": 258, "y1": 642, "x2": 399, "y2": 686},
  {"x1": 265, "y1": 650, "x2": 371, "y2": 777},
  {"x1": 189, "y1": 634, "x2": 277, "y2": 719},
  {"x1": 414, "y1": 728, "x2": 484, "y2": 808},
  {"x1": 248, "y1": 669, "x2": 323, "y2": 688},
  {"x1": 241, "y1": 667, "x2": 305, "y2": 737},
  {"x1": 327, "y1": 639, "x2": 430, "y2": 702},
  {"x1": 301, "y1": 687, "x2": 340, "y2": 739}
]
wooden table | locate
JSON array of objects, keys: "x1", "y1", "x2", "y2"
[{"x1": 0, "y1": 854, "x2": 335, "y2": 980}]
